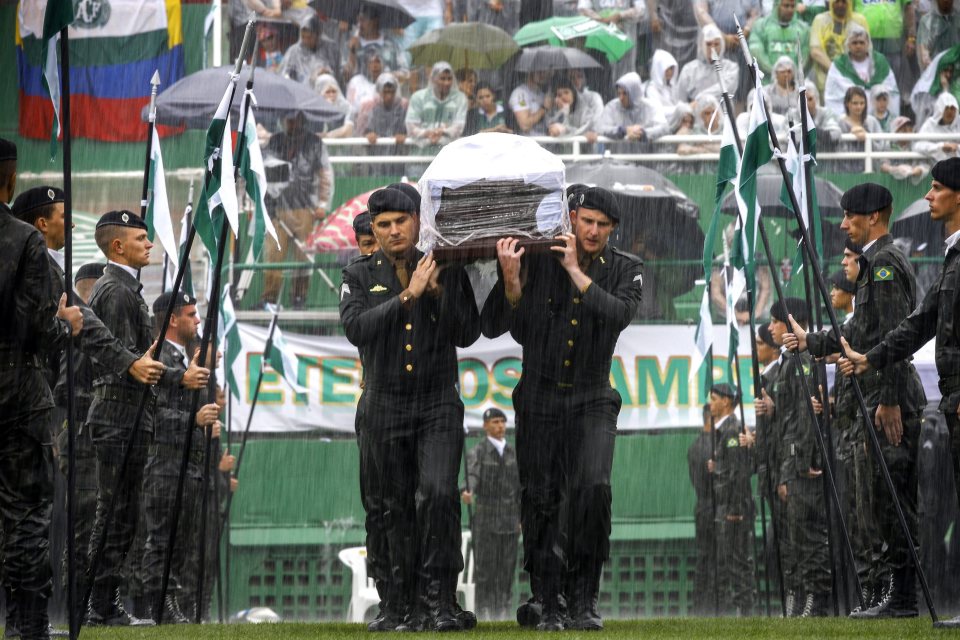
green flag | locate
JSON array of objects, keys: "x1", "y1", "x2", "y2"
[
  {"x1": 219, "y1": 284, "x2": 241, "y2": 399},
  {"x1": 238, "y1": 90, "x2": 279, "y2": 261},
  {"x1": 145, "y1": 127, "x2": 178, "y2": 267},
  {"x1": 41, "y1": 0, "x2": 74, "y2": 158},
  {"x1": 194, "y1": 79, "x2": 240, "y2": 260},
  {"x1": 267, "y1": 320, "x2": 309, "y2": 401}
]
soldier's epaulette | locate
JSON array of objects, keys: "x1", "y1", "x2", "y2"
[
  {"x1": 347, "y1": 253, "x2": 374, "y2": 265},
  {"x1": 610, "y1": 246, "x2": 643, "y2": 263}
]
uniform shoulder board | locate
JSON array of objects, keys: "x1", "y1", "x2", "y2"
[
  {"x1": 611, "y1": 246, "x2": 644, "y2": 263},
  {"x1": 347, "y1": 253, "x2": 373, "y2": 265}
]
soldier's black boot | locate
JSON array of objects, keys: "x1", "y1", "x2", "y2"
[
  {"x1": 783, "y1": 590, "x2": 796, "y2": 618},
  {"x1": 5, "y1": 586, "x2": 20, "y2": 638},
  {"x1": 567, "y1": 561, "x2": 603, "y2": 631},
  {"x1": 16, "y1": 590, "x2": 48, "y2": 640},
  {"x1": 535, "y1": 595, "x2": 564, "y2": 632},
  {"x1": 517, "y1": 572, "x2": 543, "y2": 628},
  {"x1": 162, "y1": 594, "x2": 190, "y2": 625},
  {"x1": 850, "y1": 567, "x2": 917, "y2": 619},
  {"x1": 86, "y1": 586, "x2": 154, "y2": 627},
  {"x1": 430, "y1": 574, "x2": 462, "y2": 633},
  {"x1": 367, "y1": 582, "x2": 404, "y2": 632}
]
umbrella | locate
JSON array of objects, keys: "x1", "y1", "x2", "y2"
[
  {"x1": 408, "y1": 22, "x2": 519, "y2": 70},
  {"x1": 892, "y1": 198, "x2": 942, "y2": 256},
  {"x1": 565, "y1": 160, "x2": 704, "y2": 318},
  {"x1": 514, "y1": 16, "x2": 634, "y2": 64},
  {"x1": 317, "y1": 0, "x2": 415, "y2": 29},
  {"x1": 516, "y1": 46, "x2": 602, "y2": 73},
  {"x1": 150, "y1": 66, "x2": 343, "y2": 131},
  {"x1": 306, "y1": 181, "x2": 416, "y2": 253},
  {"x1": 720, "y1": 165, "x2": 845, "y2": 219}
]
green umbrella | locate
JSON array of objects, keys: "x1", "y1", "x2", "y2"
[
  {"x1": 514, "y1": 16, "x2": 634, "y2": 63},
  {"x1": 407, "y1": 22, "x2": 519, "y2": 70}
]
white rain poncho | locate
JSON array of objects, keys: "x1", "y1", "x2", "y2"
[
  {"x1": 677, "y1": 25, "x2": 740, "y2": 103},
  {"x1": 914, "y1": 92, "x2": 960, "y2": 162}
]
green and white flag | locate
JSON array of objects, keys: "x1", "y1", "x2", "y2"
[
  {"x1": 194, "y1": 79, "x2": 240, "y2": 258},
  {"x1": 266, "y1": 313, "x2": 309, "y2": 399},
  {"x1": 238, "y1": 89, "x2": 279, "y2": 261},
  {"x1": 145, "y1": 127, "x2": 178, "y2": 269},
  {"x1": 41, "y1": 0, "x2": 74, "y2": 158},
  {"x1": 781, "y1": 90, "x2": 823, "y2": 275},
  {"x1": 732, "y1": 71, "x2": 773, "y2": 297},
  {"x1": 166, "y1": 198, "x2": 195, "y2": 295},
  {"x1": 219, "y1": 283, "x2": 241, "y2": 399}
]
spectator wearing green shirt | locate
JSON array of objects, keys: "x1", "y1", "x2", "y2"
[
  {"x1": 749, "y1": 0, "x2": 811, "y2": 74},
  {"x1": 853, "y1": 0, "x2": 916, "y2": 84}
]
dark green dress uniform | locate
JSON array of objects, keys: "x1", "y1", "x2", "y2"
[
  {"x1": 808, "y1": 233, "x2": 926, "y2": 613},
  {"x1": 687, "y1": 427, "x2": 717, "y2": 615},
  {"x1": 772, "y1": 348, "x2": 831, "y2": 614},
  {"x1": 339, "y1": 246, "x2": 481, "y2": 627},
  {"x1": 755, "y1": 359, "x2": 786, "y2": 596},
  {"x1": 465, "y1": 434, "x2": 520, "y2": 620},
  {"x1": 712, "y1": 412, "x2": 757, "y2": 615},
  {"x1": 0, "y1": 201, "x2": 71, "y2": 640},
  {"x1": 481, "y1": 234, "x2": 643, "y2": 625}
]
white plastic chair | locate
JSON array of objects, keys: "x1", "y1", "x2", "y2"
[
  {"x1": 457, "y1": 531, "x2": 476, "y2": 612},
  {"x1": 338, "y1": 546, "x2": 380, "y2": 623}
]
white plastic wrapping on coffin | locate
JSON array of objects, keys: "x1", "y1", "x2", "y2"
[{"x1": 416, "y1": 132, "x2": 570, "y2": 252}]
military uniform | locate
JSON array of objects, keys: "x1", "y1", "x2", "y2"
[
  {"x1": 687, "y1": 426, "x2": 717, "y2": 615},
  {"x1": 340, "y1": 241, "x2": 481, "y2": 629},
  {"x1": 481, "y1": 230, "x2": 643, "y2": 628},
  {"x1": 712, "y1": 411, "x2": 757, "y2": 615},
  {"x1": 755, "y1": 357, "x2": 786, "y2": 599},
  {"x1": 809, "y1": 232, "x2": 926, "y2": 614},
  {"x1": 0, "y1": 200, "x2": 71, "y2": 639},
  {"x1": 465, "y1": 434, "x2": 520, "y2": 620}
]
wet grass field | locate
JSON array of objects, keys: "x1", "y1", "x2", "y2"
[{"x1": 66, "y1": 617, "x2": 943, "y2": 639}]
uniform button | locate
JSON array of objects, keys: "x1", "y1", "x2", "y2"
[
  {"x1": 405, "y1": 344, "x2": 412, "y2": 351},
  {"x1": 564, "y1": 360, "x2": 571, "y2": 367},
  {"x1": 573, "y1": 297, "x2": 580, "y2": 304},
  {"x1": 571, "y1": 319, "x2": 578, "y2": 326},
  {"x1": 405, "y1": 323, "x2": 412, "y2": 330},
  {"x1": 567, "y1": 340, "x2": 574, "y2": 347},
  {"x1": 405, "y1": 364, "x2": 413, "y2": 372}
]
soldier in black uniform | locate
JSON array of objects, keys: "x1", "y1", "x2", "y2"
[
  {"x1": 461, "y1": 408, "x2": 521, "y2": 621},
  {"x1": 0, "y1": 137, "x2": 84, "y2": 640},
  {"x1": 339, "y1": 184, "x2": 481, "y2": 632},
  {"x1": 707, "y1": 383, "x2": 756, "y2": 616},
  {"x1": 766, "y1": 298, "x2": 830, "y2": 617},
  {"x1": 353, "y1": 211, "x2": 378, "y2": 257},
  {"x1": 481, "y1": 186, "x2": 643, "y2": 631},
  {"x1": 839, "y1": 159, "x2": 960, "y2": 627},
  {"x1": 687, "y1": 403, "x2": 717, "y2": 615},
  {"x1": 139, "y1": 291, "x2": 220, "y2": 624},
  {"x1": 787, "y1": 184, "x2": 926, "y2": 618},
  {"x1": 85, "y1": 211, "x2": 209, "y2": 626}
]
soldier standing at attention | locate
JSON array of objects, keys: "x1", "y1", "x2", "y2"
[
  {"x1": 0, "y1": 137, "x2": 83, "y2": 640},
  {"x1": 786, "y1": 183, "x2": 926, "y2": 618},
  {"x1": 707, "y1": 383, "x2": 757, "y2": 616},
  {"x1": 85, "y1": 211, "x2": 208, "y2": 626},
  {"x1": 481, "y1": 186, "x2": 643, "y2": 631},
  {"x1": 687, "y1": 403, "x2": 718, "y2": 615},
  {"x1": 139, "y1": 291, "x2": 220, "y2": 624},
  {"x1": 461, "y1": 408, "x2": 521, "y2": 621},
  {"x1": 339, "y1": 183, "x2": 481, "y2": 632},
  {"x1": 839, "y1": 158, "x2": 960, "y2": 627}
]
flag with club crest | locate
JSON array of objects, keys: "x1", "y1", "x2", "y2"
[
  {"x1": 266, "y1": 309, "x2": 309, "y2": 399},
  {"x1": 145, "y1": 127, "x2": 178, "y2": 270},
  {"x1": 194, "y1": 79, "x2": 240, "y2": 259},
  {"x1": 166, "y1": 197, "x2": 195, "y2": 295},
  {"x1": 237, "y1": 89, "x2": 279, "y2": 261},
  {"x1": 40, "y1": 0, "x2": 74, "y2": 157}
]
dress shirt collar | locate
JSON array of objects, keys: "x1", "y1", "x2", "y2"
[
  {"x1": 48, "y1": 248, "x2": 65, "y2": 271},
  {"x1": 108, "y1": 260, "x2": 140, "y2": 281},
  {"x1": 487, "y1": 436, "x2": 506, "y2": 457},
  {"x1": 945, "y1": 229, "x2": 960, "y2": 255}
]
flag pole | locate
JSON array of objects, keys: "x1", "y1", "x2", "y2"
[
  {"x1": 153, "y1": 15, "x2": 257, "y2": 624},
  {"x1": 140, "y1": 71, "x2": 161, "y2": 221},
  {"x1": 58, "y1": 21, "x2": 80, "y2": 640}
]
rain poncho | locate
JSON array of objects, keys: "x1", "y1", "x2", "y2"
[
  {"x1": 313, "y1": 74, "x2": 353, "y2": 135},
  {"x1": 405, "y1": 62, "x2": 468, "y2": 146},
  {"x1": 691, "y1": 94, "x2": 721, "y2": 135},
  {"x1": 917, "y1": 0, "x2": 960, "y2": 70},
  {"x1": 644, "y1": 49, "x2": 681, "y2": 123},
  {"x1": 546, "y1": 80, "x2": 603, "y2": 136},
  {"x1": 354, "y1": 73, "x2": 408, "y2": 137},
  {"x1": 824, "y1": 25, "x2": 900, "y2": 118},
  {"x1": 677, "y1": 25, "x2": 740, "y2": 103},
  {"x1": 764, "y1": 55, "x2": 800, "y2": 117},
  {"x1": 279, "y1": 30, "x2": 336, "y2": 87},
  {"x1": 914, "y1": 93, "x2": 960, "y2": 162},
  {"x1": 806, "y1": 81, "x2": 843, "y2": 146},
  {"x1": 747, "y1": 0, "x2": 811, "y2": 74},
  {"x1": 598, "y1": 72, "x2": 670, "y2": 143},
  {"x1": 810, "y1": 0, "x2": 870, "y2": 89}
]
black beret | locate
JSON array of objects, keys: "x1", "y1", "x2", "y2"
[
  {"x1": 577, "y1": 186, "x2": 620, "y2": 222},
  {"x1": 770, "y1": 296, "x2": 809, "y2": 325},
  {"x1": 12, "y1": 186, "x2": 64, "y2": 221},
  {"x1": 0, "y1": 138, "x2": 16, "y2": 162},
  {"x1": 932, "y1": 158, "x2": 960, "y2": 191},
  {"x1": 840, "y1": 183, "x2": 893, "y2": 215},
  {"x1": 829, "y1": 270, "x2": 856, "y2": 295},
  {"x1": 482, "y1": 407, "x2": 506, "y2": 422},
  {"x1": 75, "y1": 262, "x2": 107, "y2": 283},
  {"x1": 710, "y1": 383, "x2": 739, "y2": 401},
  {"x1": 566, "y1": 183, "x2": 589, "y2": 210},
  {"x1": 352, "y1": 211, "x2": 372, "y2": 236},
  {"x1": 367, "y1": 185, "x2": 419, "y2": 218},
  {"x1": 390, "y1": 182, "x2": 421, "y2": 212},
  {"x1": 153, "y1": 290, "x2": 197, "y2": 315},
  {"x1": 757, "y1": 323, "x2": 777, "y2": 349},
  {"x1": 844, "y1": 237, "x2": 863, "y2": 254},
  {"x1": 96, "y1": 210, "x2": 148, "y2": 231}
]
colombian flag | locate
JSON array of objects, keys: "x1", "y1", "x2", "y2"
[{"x1": 16, "y1": 0, "x2": 184, "y2": 142}]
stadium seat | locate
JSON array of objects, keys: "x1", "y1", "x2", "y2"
[
  {"x1": 338, "y1": 546, "x2": 380, "y2": 623},
  {"x1": 457, "y1": 531, "x2": 475, "y2": 613}
]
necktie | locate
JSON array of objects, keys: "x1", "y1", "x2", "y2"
[{"x1": 395, "y1": 261, "x2": 410, "y2": 289}]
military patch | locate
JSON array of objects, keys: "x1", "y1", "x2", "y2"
[
  {"x1": 340, "y1": 283, "x2": 350, "y2": 301},
  {"x1": 726, "y1": 437, "x2": 738, "y2": 448},
  {"x1": 369, "y1": 284, "x2": 388, "y2": 293},
  {"x1": 873, "y1": 266, "x2": 894, "y2": 282}
]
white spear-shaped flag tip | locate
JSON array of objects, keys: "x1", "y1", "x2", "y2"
[{"x1": 150, "y1": 70, "x2": 161, "y2": 87}]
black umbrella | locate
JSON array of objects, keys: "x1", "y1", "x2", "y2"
[
  {"x1": 565, "y1": 160, "x2": 703, "y2": 319},
  {"x1": 148, "y1": 65, "x2": 343, "y2": 130},
  {"x1": 317, "y1": 0, "x2": 415, "y2": 29},
  {"x1": 720, "y1": 165, "x2": 845, "y2": 219},
  {"x1": 892, "y1": 198, "x2": 943, "y2": 256},
  {"x1": 516, "y1": 45, "x2": 602, "y2": 72}
]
